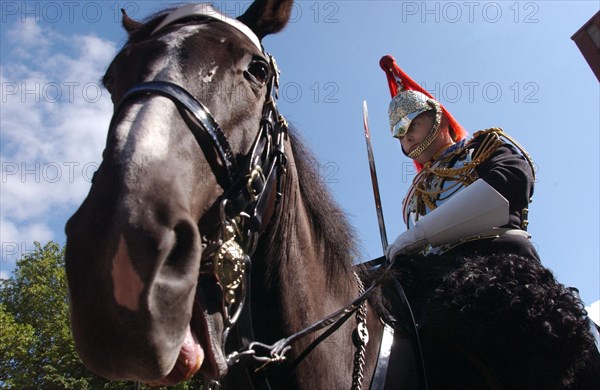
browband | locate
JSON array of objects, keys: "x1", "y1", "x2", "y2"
[{"x1": 152, "y1": 4, "x2": 263, "y2": 52}]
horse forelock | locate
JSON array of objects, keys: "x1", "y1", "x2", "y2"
[{"x1": 121, "y1": 4, "x2": 219, "y2": 46}]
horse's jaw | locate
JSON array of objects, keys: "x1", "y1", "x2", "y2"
[
  {"x1": 65, "y1": 183, "x2": 229, "y2": 384},
  {"x1": 193, "y1": 275, "x2": 230, "y2": 380},
  {"x1": 146, "y1": 275, "x2": 230, "y2": 386}
]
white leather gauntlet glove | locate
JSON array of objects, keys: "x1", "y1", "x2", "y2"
[
  {"x1": 386, "y1": 179, "x2": 510, "y2": 261},
  {"x1": 385, "y1": 224, "x2": 428, "y2": 259}
]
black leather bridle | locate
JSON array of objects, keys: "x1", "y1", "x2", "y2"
[
  {"x1": 109, "y1": 80, "x2": 239, "y2": 185},
  {"x1": 107, "y1": 49, "x2": 289, "y2": 333}
]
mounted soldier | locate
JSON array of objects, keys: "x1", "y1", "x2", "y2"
[{"x1": 378, "y1": 54, "x2": 600, "y2": 389}]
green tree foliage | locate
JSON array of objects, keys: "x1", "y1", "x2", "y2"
[{"x1": 0, "y1": 242, "x2": 204, "y2": 389}]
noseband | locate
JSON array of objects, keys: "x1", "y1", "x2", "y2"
[{"x1": 109, "y1": 81, "x2": 239, "y2": 184}]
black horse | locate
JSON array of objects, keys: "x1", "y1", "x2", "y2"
[
  {"x1": 64, "y1": 0, "x2": 599, "y2": 388},
  {"x1": 65, "y1": 1, "x2": 387, "y2": 387}
]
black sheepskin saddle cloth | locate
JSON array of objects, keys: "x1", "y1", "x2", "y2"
[{"x1": 386, "y1": 252, "x2": 599, "y2": 390}]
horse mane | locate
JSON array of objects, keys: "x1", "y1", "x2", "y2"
[{"x1": 259, "y1": 127, "x2": 360, "y2": 286}]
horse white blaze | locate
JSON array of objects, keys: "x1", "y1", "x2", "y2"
[
  {"x1": 112, "y1": 100, "x2": 170, "y2": 167},
  {"x1": 114, "y1": 26, "x2": 210, "y2": 168},
  {"x1": 109, "y1": 26, "x2": 205, "y2": 312},
  {"x1": 122, "y1": 98, "x2": 173, "y2": 168},
  {"x1": 111, "y1": 235, "x2": 144, "y2": 311}
]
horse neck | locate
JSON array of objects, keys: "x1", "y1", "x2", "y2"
[
  {"x1": 275, "y1": 137, "x2": 357, "y2": 308},
  {"x1": 251, "y1": 137, "x2": 362, "y2": 387}
]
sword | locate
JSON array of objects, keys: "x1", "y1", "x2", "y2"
[
  {"x1": 362, "y1": 100, "x2": 388, "y2": 253},
  {"x1": 363, "y1": 104, "x2": 428, "y2": 389}
]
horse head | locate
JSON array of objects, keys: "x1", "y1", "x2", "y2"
[{"x1": 65, "y1": 0, "x2": 294, "y2": 385}]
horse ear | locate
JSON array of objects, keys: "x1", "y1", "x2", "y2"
[
  {"x1": 237, "y1": 0, "x2": 294, "y2": 40},
  {"x1": 121, "y1": 8, "x2": 143, "y2": 34}
]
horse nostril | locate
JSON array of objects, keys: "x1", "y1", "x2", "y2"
[{"x1": 165, "y1": 220, "x2": 198, "y2": 270}]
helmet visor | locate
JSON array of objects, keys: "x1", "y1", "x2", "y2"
[
  {"x1": 388, "y1": 90, "x2": 434, "y2": 139},
  {"x1": 391, "y1": 107, "x2": 429, "y2": 138}
]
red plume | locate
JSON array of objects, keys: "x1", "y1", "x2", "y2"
[{"x1": 379, "y1": 55, "x2": 468, "y2": 143}]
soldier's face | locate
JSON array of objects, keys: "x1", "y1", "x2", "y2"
[
  {"x1": 400, "y1": 112, "x2": 434, "y2": 162},
  {"x1": 399, "y1": 112, "x2": 451, "y2": 164}
]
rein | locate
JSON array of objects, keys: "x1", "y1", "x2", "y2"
[{"x1": 228, "y1": 256, "x2": 395, "y2": 368}]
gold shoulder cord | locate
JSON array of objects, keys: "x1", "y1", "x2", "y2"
[
  {"x1": 412, "y1": 129, "x2": 501, "y2": 211},
  {"x1": 411, "y1": 127, "x2": 535, "y2": 215},
  {"x1": 481, "y1": 128, "x2": 536, "y2": 183},
  {"x1": 471, "y1": 127, "x2": 536, "y2": 181},
  {"x1": 475, "y1": 128, "x2": 536, "y2": 230}
]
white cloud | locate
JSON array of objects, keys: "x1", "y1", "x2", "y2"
[
  {"x1": 1, "y1": 218, "x2": 53, "y2": 278},
  {"x1": 0, "y1": 219, "x2": 53, "y2": 247},
  {"x1": 7, "y1": 18, "x2": 51, "y2": 59},
  {"x1": 1, "y1": 19, "x2": 117, "y2": 275},
  {"x1": 586, "y1": 300, "x2": 600, "y2": 325}
]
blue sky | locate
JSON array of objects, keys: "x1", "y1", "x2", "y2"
[{"x1": 1, "y1": 1, "x2": 598, "y2": 318}]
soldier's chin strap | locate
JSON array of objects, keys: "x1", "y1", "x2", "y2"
[{"x1": 387, "y1": 179, "x2": 510, "y2": 259}]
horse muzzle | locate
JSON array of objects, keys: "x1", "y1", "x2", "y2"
[{"x1": 65, "y1": 162, "x2": 230, "y2": 383}]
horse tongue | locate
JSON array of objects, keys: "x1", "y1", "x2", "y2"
[{"x1": 150, "y1": 325, "x2": 203, "y2": 387}]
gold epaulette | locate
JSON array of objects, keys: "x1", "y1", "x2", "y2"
[
  {"x1": 472, "y1": 128, "x2": 536, "y2": 182},
  {"x1": 472, "y1": 128, "x2": 536, "y2": 231}
]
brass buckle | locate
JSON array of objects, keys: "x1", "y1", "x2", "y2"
[
  {"x1": 521, "y1": 208, "x2": 529, "y2": 231},
  {"x1": 247, "y1": 165, "x2": 266, "y2": 202}
]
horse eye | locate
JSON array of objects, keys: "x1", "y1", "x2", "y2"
[{"x1": 246, "y1": 62, "x2": 270, "y2": 85}]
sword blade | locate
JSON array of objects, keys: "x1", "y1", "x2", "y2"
[{"x1": 362, "y1": 100, "x2": 388, "y2": 252}]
